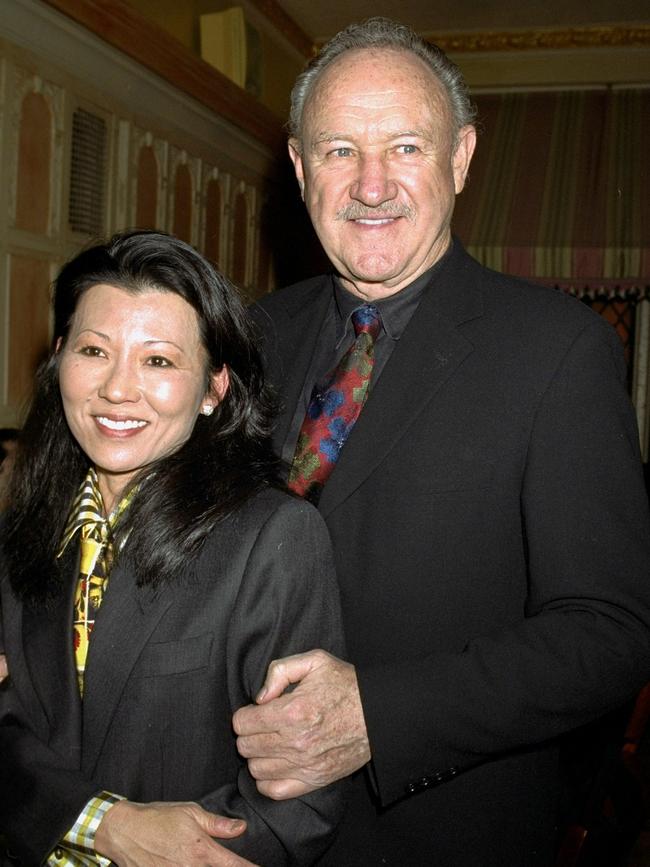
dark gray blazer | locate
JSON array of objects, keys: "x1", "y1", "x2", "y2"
[
  {"x1": 251, "y1": 242, "x2": 650, "y2": 866},
  {"x1": 0, "y1": 488, "x2": 344, "y2": 866}
]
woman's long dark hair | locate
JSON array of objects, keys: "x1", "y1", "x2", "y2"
[{"x1": 4, "y1": 230, "x2": 277, "y2": 601}]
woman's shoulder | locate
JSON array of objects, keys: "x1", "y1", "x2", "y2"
[
  {"x1": 229, "y1": 486, "x2": 325, "y2": 533},
  {"x1": 195, "y1": 486, "x2": 335, "y2": 589},
  {"x1": 200, "y1": 486, "x2": 327, "y2": 551}
]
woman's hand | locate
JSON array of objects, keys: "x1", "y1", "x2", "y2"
[
  {"x1": 94, "y1": 800, "x2": 256, "y2": 866},
  {"x1": 0, "y1": 654, "x2": 8, "y2": 682}
]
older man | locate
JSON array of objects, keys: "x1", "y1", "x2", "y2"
[{"x1": 236, "y1": 18, "x2": 650, "y2": 866}]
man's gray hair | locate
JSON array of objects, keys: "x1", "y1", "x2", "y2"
[{"x1": 289, "y1": 17, "x2": 476, "y2": 146}]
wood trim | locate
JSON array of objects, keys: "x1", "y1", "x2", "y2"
[
  {"x1": 40, "y1": 0, "x2": 285, "y2": 152},
  {"x1": 425, "y1": 25, "x2": 650, "y2": 53},
  {"x1": 248, "y1": 0, "x2": 314, "y2": 58}
]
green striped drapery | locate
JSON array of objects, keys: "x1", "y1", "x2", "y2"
[{"x1": 452, "y1": 88, "x2": 650, "y2": 298}]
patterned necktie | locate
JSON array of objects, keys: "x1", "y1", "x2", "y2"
[
  {"x1": 289, "y1": 304, "x2": 381, "y2": 503},
  {"x1": 58, "y1": 469, "x2": 133, "y2": 695}
]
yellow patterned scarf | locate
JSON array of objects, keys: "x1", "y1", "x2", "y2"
[{"x1": 58, "y1": 468, "x2": 135, "y2": 695}]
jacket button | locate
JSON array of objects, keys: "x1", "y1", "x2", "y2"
[{"x1": 405, "y1": 767, "x2": 460, "y2": 795}]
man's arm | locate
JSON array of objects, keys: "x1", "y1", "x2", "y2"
[{"x1": 235, "y1": 318, "x2": 650, "y2": 804}]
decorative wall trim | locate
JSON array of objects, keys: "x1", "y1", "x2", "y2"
[
  {"x1": 248, "y1": 0, "x2": 314, "y2": 58},
  {"x1": 426, "y1": 25, "x2": 650, "y2": 53},
  {"x1": 40, "y1": 0, "x2": 285, "y2": 151}
]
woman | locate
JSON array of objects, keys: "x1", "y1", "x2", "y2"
[{"x1": 0, "y1": 231, "x2": 344, "y2": 866}]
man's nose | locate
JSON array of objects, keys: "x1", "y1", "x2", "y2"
[{"x1": 349, "y1": 154, "x2": 398, "y2": 207}]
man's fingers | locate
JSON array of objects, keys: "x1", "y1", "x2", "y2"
[
  {"x1": 246, "y1": 756, "x2": 304, "y2": 780},
  {"x1": 255, "y1": 778, "x2": 315, "y2": 801},
  {"x1": 233, "y1": 649, "x2": 335, "y2": 738},
  {"x1": 234, "y1": 694, "x2": 295, "y2": 739},
  {"x1": 236, "y1": 730, "x2": 292, "y2": 759},
  {"x1": 255, "y1": 650, "x2": 326, "y2": 704}
]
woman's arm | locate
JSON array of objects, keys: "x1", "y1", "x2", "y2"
[{"x1": 202, "y1": 496, "x2": 346, "y2": 866}]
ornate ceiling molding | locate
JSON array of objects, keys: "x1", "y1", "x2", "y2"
[{"x1": 425, "y1": 25, "x2": 650, "y2": 53}]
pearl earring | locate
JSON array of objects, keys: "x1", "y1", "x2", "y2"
[{"x1": 202, "y1": 404, "x2": 214, "y2": 416}]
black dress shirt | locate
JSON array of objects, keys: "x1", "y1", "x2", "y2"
[{"x1": 282, "y1": 248, "x2": 453, "y2": 467}]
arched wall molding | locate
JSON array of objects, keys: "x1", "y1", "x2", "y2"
[{"x1": 9, "y1": 70, "x2": 64, "y2": 237}]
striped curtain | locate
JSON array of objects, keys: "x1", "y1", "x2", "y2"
[{"x1": 452, "y1": 88, "x2": 650, "y2": 297}]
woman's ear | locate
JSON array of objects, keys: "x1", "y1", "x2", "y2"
[
  {"x1": 55, "y1": 337, "x2": 63, "y2": 353},
  {"x1": 201, "y1": 366, "x2": 230, "y2": 415}
]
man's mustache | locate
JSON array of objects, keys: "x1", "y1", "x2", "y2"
[{"x1": 335, "y1": 202, "x2": 416, "y2": 221}]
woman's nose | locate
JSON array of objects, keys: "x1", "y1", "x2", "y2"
[{"x1": 97, "y1": 359, "x2": 140, "y2": 403}]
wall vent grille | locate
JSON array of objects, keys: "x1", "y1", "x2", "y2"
[{"x1": 68, "y1": 108, "x2": 106, "y2": 235}]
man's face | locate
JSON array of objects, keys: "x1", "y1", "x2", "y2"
[{"x1": 290, "y1": 48, "x2": 476, "y2": 301}]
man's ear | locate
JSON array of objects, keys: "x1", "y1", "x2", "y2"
[
  {"x1": 288, "y1": 139, "x2": 305, "y2": 199},
  {"x1": 452, "y1": 125, "x2": 477, "y2": 194}
]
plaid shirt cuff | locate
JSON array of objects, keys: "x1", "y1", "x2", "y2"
[{"x1": 47, "y1": 792, "x2": 124, "y2": 866}]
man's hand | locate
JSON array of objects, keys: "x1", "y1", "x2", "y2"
[
  {"x1": 0, "y1": 653, "x2": 7, "y2": 682},
  {"x1": 233, "y1": 649, "x2": 371, "y2": 800},
  {"x1": 94, "y1": 800, "x2": 255, "y2": 866}
]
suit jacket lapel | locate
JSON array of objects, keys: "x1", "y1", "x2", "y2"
[
  {"x1": 81, "y1": 561, "x2": 173, "y2": 776},
  {"x1": 264, "y1": 277, "x2": 332, "y2": 456},
  {"x1": 318, "y1": 256, "x2": 484, "y2": 517}
]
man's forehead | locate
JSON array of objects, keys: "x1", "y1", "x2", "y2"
[
  {"x1": 300, "y1": 49, "x2": 451, "y2": 142},
  {"x1": 311, "y1": 47, "x2": 439, "y2": 97}
]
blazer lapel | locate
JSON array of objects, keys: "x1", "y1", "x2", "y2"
[
  {"x1": 266, "y1": 277, "x2": 332, "y2": 455},
  {"x1": 318, "y1": 261, "x2": 484, "y2": 517},
  {"x1": 80, "y1": 561, "x2": 174, "y2": 776}
]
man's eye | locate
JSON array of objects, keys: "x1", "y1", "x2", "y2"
[
  {"x1": 397, "y1": 144, "x2": 418, "y2": 154},
  {"x1": 331, "y1": 147, "x2": 353, "y2": 157}
]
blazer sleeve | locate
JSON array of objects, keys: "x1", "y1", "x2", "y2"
[
  {"x1": 0, "y1": 683, "x2": 102, "y2": 862},
  {"x1": 357, "y1": 317, "x2": 650, "y2": 805},
  {"x1": 199, "y1": 497, "x2": 346, "y2": 866}
]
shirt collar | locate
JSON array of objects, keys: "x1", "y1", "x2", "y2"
[
  {"x1": 57, "y1": 467, "x2": 136, "y2": 558},
  {"x1": 333, "y1": 246, "x2": 453, "y2": 346}
]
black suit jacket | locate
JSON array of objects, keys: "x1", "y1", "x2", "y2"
[
  {"x1": 0, "y1": 489, "x2": 344, "y2": 866},
  {"x1": 251, "y1": 242, "x2": 650, "y2": 866}
]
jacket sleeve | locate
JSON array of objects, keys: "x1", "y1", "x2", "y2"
[
  {"x1": 357, "y1": 318, "x2": 650, "y2": 805},
  {"x1": 199, "y1": 497, "x2": 346, "y2": 865},
  {"x1": 0, "y1": 689, "x2": 102, "y2": 862}
]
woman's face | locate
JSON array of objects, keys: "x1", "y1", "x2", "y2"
[{"x1": 58, "y1": 283, "x2": 228, "y2": 511}]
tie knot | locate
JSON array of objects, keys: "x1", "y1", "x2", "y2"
[
  {"x1": 351, "y1": 305, "x2": 381, "y2": 338},
  {"x1": 81, "y1": 518, "x2": 111, "y2": 545}
]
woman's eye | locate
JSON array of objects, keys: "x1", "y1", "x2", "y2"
[
  {"x1": 146, "y1": 356, "x2": 172, "y2": 368},
  {"x1": 79, "y1": 346, "x2": 105, "y2": 358}
]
